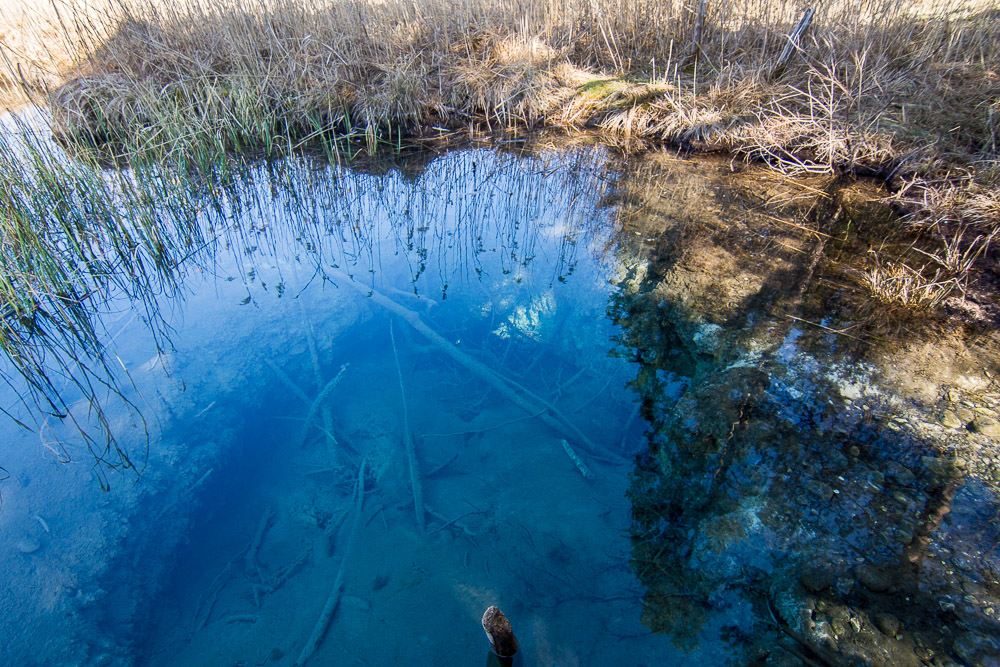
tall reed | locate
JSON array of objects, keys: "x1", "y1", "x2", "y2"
[
  {"x1": 1, "y1": 0, "x2": 994, "y2": 173},
  {"x1": 0, "y1": 113, "x2": 613, "y2": 477}
]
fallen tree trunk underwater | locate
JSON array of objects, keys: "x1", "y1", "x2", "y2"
[
  {"x1": 294, "y1": 458, "x2": 367, "y2": 666},
  {"x1": 331, "y1": 270, "x2": 622, "y2": 468}
]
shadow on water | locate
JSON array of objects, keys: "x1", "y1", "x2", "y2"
[
  {"x1": 1, "y1": 112, "x2": 1000, "y2": 666},
  {"x1": 610, "y1": 153, "x2": 1000, "y2": 665}
]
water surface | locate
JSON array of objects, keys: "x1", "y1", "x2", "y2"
[{"x1": 1, "y1": 132, "x2": 999, "y2": 667}]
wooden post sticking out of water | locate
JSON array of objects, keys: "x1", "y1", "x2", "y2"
[
  {"x1": 482, "y1": 606, "x2": 519, "y2": 660},
  {"x1": 689, "y1": 0, "x2": 708, "y2": 64},
  {"x1": 773, "y1": 8, "x2": 816, "y2": 78}
]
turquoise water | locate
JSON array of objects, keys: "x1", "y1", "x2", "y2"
[
  {"x1": 2, "y1": 133, "x2": 999, "y2": 666},
  {"x1": 0, "y1": 145, "x2": 711, "y2": 666}
]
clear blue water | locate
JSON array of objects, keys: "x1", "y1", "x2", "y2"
[
  {"x1": 0, "y1": 145, "x2": 718, "y2": 666},
  {"x1": 3, "y1": 128, "x2": 1000, "y2": 667}
]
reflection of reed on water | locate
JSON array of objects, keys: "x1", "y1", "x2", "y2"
[{"x1": 0, "y1": 116, "x2": 616, "y2": 480}]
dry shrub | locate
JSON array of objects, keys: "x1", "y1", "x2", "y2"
[
  {"x1": 908, "y1": 183, "x2": 1000, "y2": 232},
  {"x1": 443, "y1": 35, "x2": 574, "y2": 126},
  {"x1": 863, "y1": 179, "x2": 1000, "y2": 309},
  {"x1": 860, "y1": 257, "x2": 960, "y2": 309},
  {"x1": 0, "y1": 0, "x2": 114, "y2": 104},
  {"x1": 0, "y1": 0, "x2": 992, "y2": 157},
  {"x1": 720, "y1": 113, "x2": 899, "y2": 175},
  {"x1": 599, "y1": 98, "x2": 730, "y2": 144}
]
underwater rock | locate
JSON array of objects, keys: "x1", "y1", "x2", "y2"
[
  {"x1": 5, "y1": 511, "x2": 47, "y2": 555},
  {"x1": 799, "y1": 567, "x2": 834, "y2": 593},
  {"x1": 969, "y1": 416, "x2": 1000, "y2": 438},
  {"x1": 14, "y1": 536, "x2": 40, "y2": 554},
  {"x1": 921, "y1": 456, "x2": 965, "y2": 479},
  {"x1": 691, "y1": 323, "x2": 723, "y2": 356},
  {"x1": 855, "y1": 564, "x2": 892, "y2": 593},
  {"x1": 829, "y1": 609, "x2": 855, "y2": 637},
  {"x1": 886, "y1": 461, "x2": 916, "y2": 485},
  {"x1": 808, "y1": 600, "x2": 927, "y2": 667},
  {"x1": 953, "y1": 631, "x2": 1000, "y2": 666},
  {"x1": 941, "y1": 410, "x2": 963, "y2": 429},
  {"x1": 805, "y1": 480, "x2": 834, "y2": 502},
  {"x1": 873, "y1": 612, "x2": 901, "y2": 637}
]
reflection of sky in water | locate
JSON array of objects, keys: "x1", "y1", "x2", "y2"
[
  {"x1": 0, "y1": 146, "x2": 722, "y2": 666},
  {"x1": 0, "y1": 129, "x2": 998, "y2": 666}
]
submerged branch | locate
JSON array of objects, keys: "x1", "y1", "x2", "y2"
[
  {"x1": 295, "y1": 458, "x2": 366, "y2": 666},
  {"x1": 332, "y1": 270, "x2": 619, "y2": 467},
  {"x1": 390, "y1": 321, "x2": 425, "y2": 531}
]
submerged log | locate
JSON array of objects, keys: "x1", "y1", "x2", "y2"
[
  {"x1": 560, "y1": 439, "x2": 593, "y2": 479},
  {"x1": 264, "y1": 359, "x2": 310, "y2": 404},
  {"x1": 390, "y1": 321, "x2": 426, "y2": 531},
  {"x1": 332, "y1": 271, "x2": 617, "y2": 465},
  {"x1": 192, "y1": 546, "x2": 246, "y2": 632},
  {"x1": 245, "y1": 506, "x2": 273, "y2": 581},
  {"x1": 301, "y1": 306, "x2": 338, "y2": 457},
  {"x1": 297, "y1": 364, "x2": 349, "y2": 449},
  {"x1": 482, "y1": 606, "x2": 519, "y2": 658}
]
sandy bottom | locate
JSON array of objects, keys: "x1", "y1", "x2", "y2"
[{"x1": 139, "y1": 326, "x2": 691, "y2": 666}]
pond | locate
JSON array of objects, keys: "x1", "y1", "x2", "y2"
[{"x1": 1, "y1": 118, "x2": 999, "y2": 667}]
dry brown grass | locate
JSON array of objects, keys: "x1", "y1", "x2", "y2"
[{"x1": 0, "y1": 1, "x2": 994, "y2": 150}]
